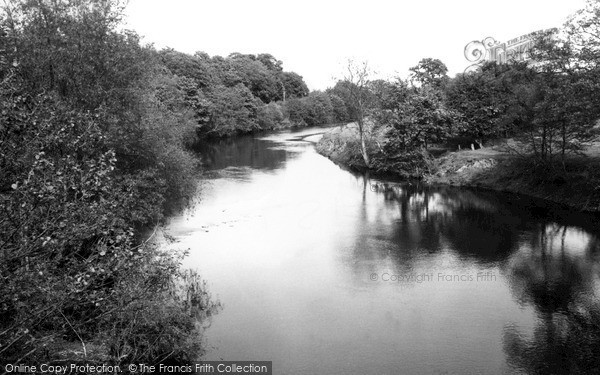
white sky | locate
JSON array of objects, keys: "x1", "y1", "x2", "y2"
[{"x1": 125, "y1": 0, "x2": 586, "y2": 91}]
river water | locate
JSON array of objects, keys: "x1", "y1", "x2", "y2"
[{"x1": 166, "y1": 127, "x2": 600, "y2": 375}]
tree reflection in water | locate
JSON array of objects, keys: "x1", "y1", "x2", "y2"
[
  {"x1": 357, "y1": 176, "x2": 600, "y2": 373},
  {"x1": 503, "y1": 224, "x2": 600, "y2": 374}
]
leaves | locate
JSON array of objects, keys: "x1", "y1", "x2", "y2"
[{"x1": 0, "y1": 0, "x2": 212, "y2": 364}]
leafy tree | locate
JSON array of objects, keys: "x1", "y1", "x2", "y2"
[
  {"x1": 5, "y1": 0, "x2": 146, "y2": 113},
  {"x1": 228, "y1": 53, "x2": 280, "y2": 103},
  {"x1": 328, "y1": 93, "x2": 349, "y2": 123},
  {"x1": 281, "y1": 71, "x2": 309, "y2": 99},
  {"x1": 159, "y1": 48, "x2": 217, "y2": 89},
  {"x1": 304, "y1": 91, "x2": 334, "y2": 126},
  {"x1": 524, "y1": 1, "x2": 600, "y2": 165},
  {"x1": 409, "y1": 58, "x2": 449, "y2": 88},
  {"x1": 370, "y1": 79, "x2": 409, "y2": 111},
  {"x1": 328, "y1": 80, "x2": 360, "y2": 121},
  {"x1": 445, "y1": 62, "x2": 518, "y2": 147},
  {"x1": 375, "y1": 80, "x2": 453, "y2": 151},
  {"x1": 257, "y1": 53, "x2": 283, "y2": 72},
  {"x1": 283, "y1": 97, "x2": 309, "y2": 127},
  {"x1": 206, "y1": 84, "x2": 261, "y2": 136},
  {"x1": 258, "y1": 102, "x2": 287, "y2": 129}
]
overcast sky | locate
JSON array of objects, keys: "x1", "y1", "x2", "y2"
[{"x1": 125, "y1": 0, "x2": 586, "y2": 90}]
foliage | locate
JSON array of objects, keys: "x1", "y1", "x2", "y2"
[
  {"x1": 524, "y1": 2, "x2": 600, "y2": 165},
  {"x1": 281, "y1": 71, "x2": 309, "y2": 99},
  {"x1": 257, "y1": 102, "x2": 287, "y2": 130},
  {"x1": 380, "y1": 84, "x2": 454, "y2": 151},
  {"x1": 0, "y1": 0, "x2": 211, "y2": 364},
  {"x1": 298, "y1": 91, "x2": 334, "y2": 127},
  {"x1": 370, "y1": 148, "x2": 434, "y2": 179},
  {"x1": 328, "y1": 93, "x2": 350, "y2": 123},
  {"x1": 373, "y1": 59, "x2": 454, "y2": 158},
  {"x1": 326, "y1": 21, "x2": 600, "y2": 178},
  {"x1": 445, "y1": 62, "x2": 520, "y2": 147},
  {"x1": 409, "y1": 58, "x2": 449, "y2": 88},
  {"x1": 204, "y1": 84, "x2": 261, "y2": 136},
  {"x1": 105, "y1": 262, "x2": 221, "y2": 364},
  {"x1": 158, "y1": 50, "x2": 315, "y2": 137}
]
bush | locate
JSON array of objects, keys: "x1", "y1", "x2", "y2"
[
  {"x1": 370, "y1": 148, "x2": 434, "y2": 179},
  {"x1": 0, "y1": 0, "x2": 214, "y2": 364}
]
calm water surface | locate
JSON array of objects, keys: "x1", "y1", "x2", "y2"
[{"x1": 166, "y1": 127, "x2": 600, "y2": 375}]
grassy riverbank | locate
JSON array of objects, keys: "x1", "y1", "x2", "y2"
[{"x1": 317, "y1": 125, "x2": 600, "y2": 213}]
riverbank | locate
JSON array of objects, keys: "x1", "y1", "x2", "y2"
[{"x1": 316, "y1": 125, "x2": 600, "y2": 213}]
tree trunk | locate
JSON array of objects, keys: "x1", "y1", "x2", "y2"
[{"x1": 357, "y1": 119, "x2": 370, "y2": 167}]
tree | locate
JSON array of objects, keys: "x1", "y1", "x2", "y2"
[
  {"x1": 281, "y1": 71, "x2": 309, "y2": 99},
  {"x1": 524, "y1": 0, "x2": 600, "y2": 165},
  {"x1": 374, "y1": 79, "x2": 453, "y2": 151},
  {"x1": 159, "y1": 48, "x2": 217, "y2": 89},
  {"x1": 154, "y1": 50, "x2": 310, "y2": 135},
  {"x1": 445, "y1": 62, "x2": 519, "y2": 147},
  {"x1": 206, "y1": 84, "x2": 261, "y2": 136},
  {"x1": 409, "y1": 58, "x2": 449, "y2": 88},
  {"x1": 328, "y1": 93, "x2": 349, "y2": 123},
  {"x1": 343, "y1": 60, "x2": 373, "y2": 166},
  {"x1": 227, "y1": 53, "x2": 281, "y2": 103},
  {"x1": 257, "y1": 53, "x2": 283, "y2": 72},
  {"x1": 328, "y1": 80, "x2": 358, "y2": 120},
  {"x1": 283, "y1": 97, "x2": 309, "y2": 127},
  {"x1": 258, "y1": 102, "x2": 287, "y2": 129}
]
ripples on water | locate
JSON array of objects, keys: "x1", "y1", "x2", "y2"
[{"x1": 168, "y1": 127, "x2": 600, "y2": 375}]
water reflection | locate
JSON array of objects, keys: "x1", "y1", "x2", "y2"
[
  {"x1": 195, "y1": 133, "x2": 307, "y2": 175},
  {"x1": 503, "y1": 224, "x2": 600, "y2": 374},
  {"x1": 169, "y1": 127, "x2": 600, "y2": 374},
  {"x1": 356, "y1": 179, "x2": 600, "y2": 374}
]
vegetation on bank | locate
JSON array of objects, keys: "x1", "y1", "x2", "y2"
[
  {"x1": 0, "y1": 0, "x2": 224, "y2": 365},
  {"x1": 316, "y1": 0, "x2": 600, "y2": 212},
  {"x1": 318, "y1": 125, "x2": 600, "y2": 212},
  {"x1": 157, "y1": 50, "x2": 358, "y2": 137}
]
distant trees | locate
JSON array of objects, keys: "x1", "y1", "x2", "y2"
[
  {"x1": 157, "y1": 50, "x2": 328, "y2": 137},
  {"x1": 382, "y1": 21, "x2": 600, "y2": 168},
  {"x1": 208, "y1": 84, "x2": 261, "y2": 136},
  {"x1": 332, "y1": 16, "x2": 600, "y2": 176}
]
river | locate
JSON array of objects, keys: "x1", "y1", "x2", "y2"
[{"x1": 165, "y1": 126, "x2": 600, "y2": 375}]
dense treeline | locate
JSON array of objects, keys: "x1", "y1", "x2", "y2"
[
  {"x1": 325, "y1": 0, "x2": 600, "y2": 179},
  {"x1": 157, "y1": 50, "x2": 354, "y2": 137},
  {"x1": 0, "y1": 0, "x2": 221, "y2": 365}
]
